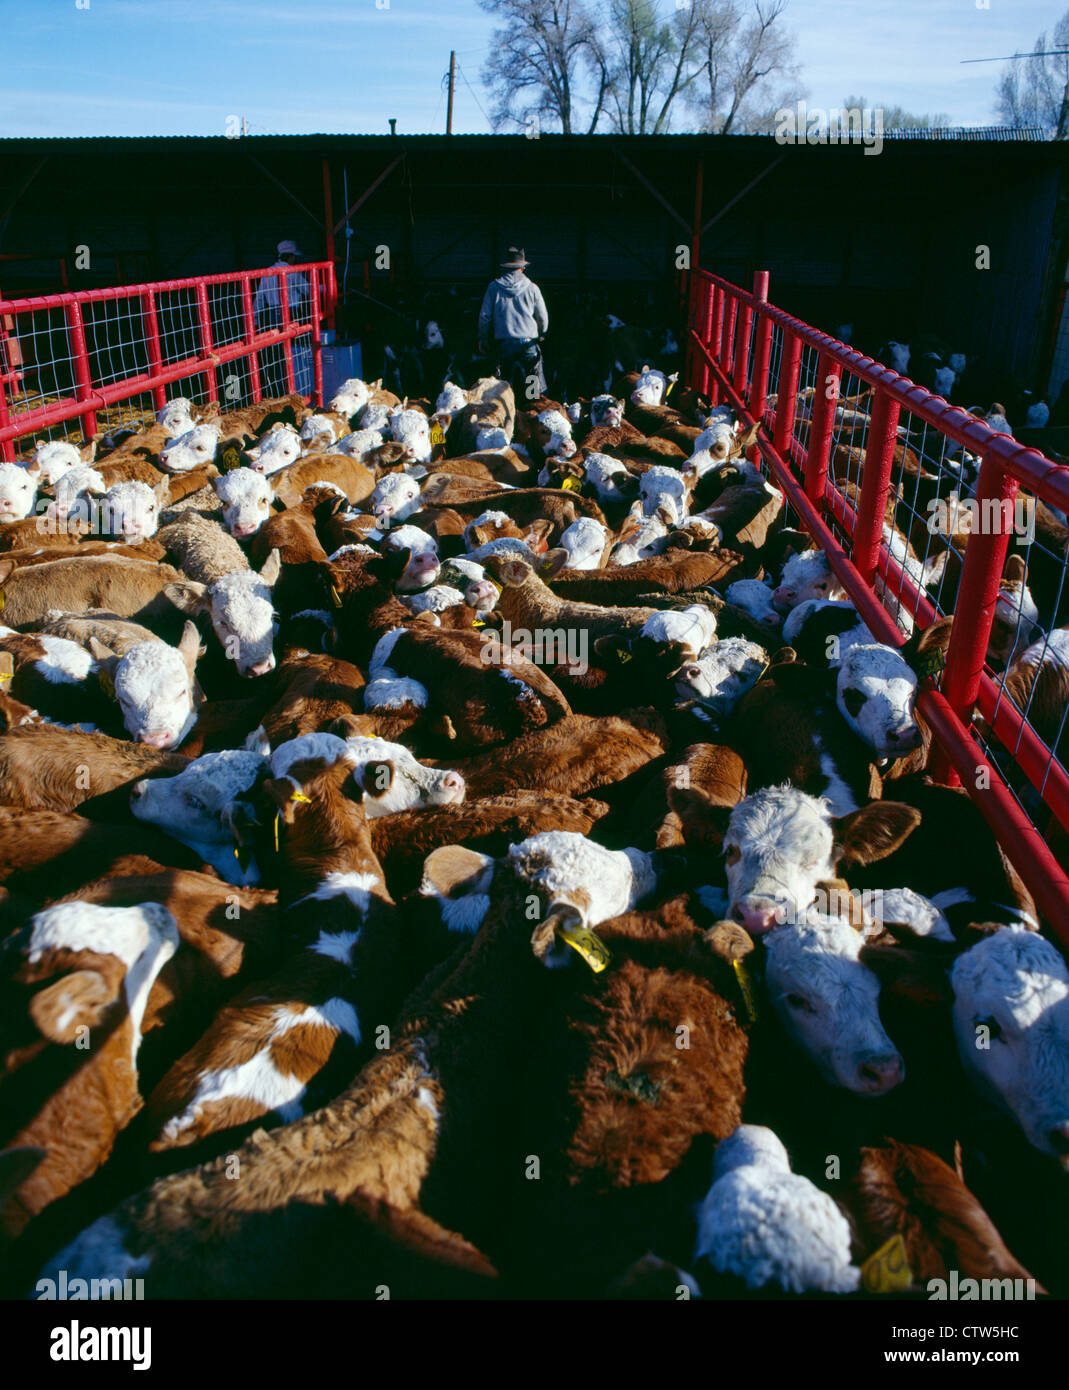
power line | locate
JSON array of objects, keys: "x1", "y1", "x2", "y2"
[
  {"x1": 961, "y1": 50, "x2": 1069, "y2": 64},
  {"x1": 455, "y1": 59, "x2": 493, "y2": 128}
]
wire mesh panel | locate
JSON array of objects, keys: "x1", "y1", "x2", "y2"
[
  {"x1": 684, "y1": 266, "x2": 1069, "y2": 933},
  {"x1": 0, "y1": 263, "x2": 334, "y2": 460}
]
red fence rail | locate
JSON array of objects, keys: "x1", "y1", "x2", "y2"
[
  {"x1": 0, "y1": 262, "x2": 337, "y2": 460},
  {"x1": 686, "y1": 267, "x2": 1069, "y2": 939}
]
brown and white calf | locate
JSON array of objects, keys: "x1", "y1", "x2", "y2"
[
  {"x1": 1, "y1": 900, "x2": 179, "y2": 1239},
  {"x1": 143, "y1": 753, "x2": 406, "y2": 1152}
]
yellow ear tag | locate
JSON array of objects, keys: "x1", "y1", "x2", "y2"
[
  {"x1": 487, "y1": 579, "x2": 502, "y2": 595},
  {"x1": 664, "y1": 377, "x2": 676, "y2": 400},
  {"x1": 0, "y1": 672, "x2": 11, "y2": 683},
  {"x1": 221, "y1": 445, "x2": 242, "y2": 472},
  {"x1": 330, "y1": 584, "x2": 343, "y2": 608},
  {"x1": 860, "y1": 1234, "x2": 912, "y2": 1294},
  {"x1": 617, "y1": 649, "x2": 633, "y2": 664},
  {"x1": 733, "y1": 958, "x2": 760, "y2": 1022},
  {"x1": 275, "y1": 790, "x2": 311, "y2": 852},
  {"x1": 472, "y1": 618, "x2": 487, "y2": 628},
  {"x1": 559, "y1": 477, "x2": 581, "y2": 492},
  {"x1": 556, "y1": 921, "x2": 612, "y2": 974},
  {"x1": 0, "y1": 588, "x2": 5, "y2": 612},
  {"x1": 430, "y1": 423, "x2": 446, "y2": 447}
]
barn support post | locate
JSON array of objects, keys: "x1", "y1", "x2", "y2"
[
  {"x1": 322, "y1": 156, "x2": 336, "y2": 331},
  {"x1": 332, "y1": 155, "x2": 405, "y2": 237},
  {"x1": 684, "y1": 155, "x2": 704, "y2": 388}
]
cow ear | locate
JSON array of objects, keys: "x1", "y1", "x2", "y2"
[
  {"x1": 86, "y1": 636, "x2": 116, "y2": 665},
  {"x1": 858, "y1": 941, "x2": 955, "y2": 1004},
  {"x1": 523, "y1": 518, "x2": 554, "y2": 551},
  {"x1": 177, "y1": 620, "x2": 205, "y2": 674},
  {"x1": 655, "y1": 504, "x2": 674, "y2": 526},
  {"x1": 153, "y1": 475, "x2": 172, "y2": 506},
  {"x1": 494, "y1": 558, "x2": 530, "y2": 588},
  {"x1": 326, "y1": 712, "x2": 365, "y2": 741},
  {"x1": 421, "y1": 844, "x2": 495, "y2": 898},
  {"x1": 538, "y1": 547, "x2": 569, "y2": 580},
  {"x1": 30, "y1": 970, "x2": 117, "y2": 1043},
  {"x1": 356, "y1": 759, "x2": 394, "y2": 795},
  {"x1": 0, "y1": 558, "x2": 15, "y2": 588},
  {"x1": 666, "y1": 784, "x2": 734, "y2": 851},
  {"x1": 834, "y1": 801, "x2": 922, "y2": 868},
  {"x1": 162, "y1": 580, "x2": 209, "y2": 614},
  {"x1": 736, "y1": 420, "x2": 760, "y2": 451},
  {"x1": 259, "y1": 548, "x2": 282, "y2": 586}
]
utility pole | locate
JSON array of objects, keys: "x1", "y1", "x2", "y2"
[{"x1": 446, "y1": 51, "x2": 456, "y2": 135}]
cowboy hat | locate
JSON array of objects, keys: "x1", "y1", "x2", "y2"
[{"x1": 500, "y1": 246, "x2": 530, "y2": 269}]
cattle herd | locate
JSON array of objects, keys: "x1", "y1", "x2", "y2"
[{"x1": 0, "y1": 358, "x2": 1066, "y2": 1302}]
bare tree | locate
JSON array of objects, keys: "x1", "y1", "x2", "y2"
[
  {"x1": 602, "y1": 0, "x2": 710, "y2": 133},
  {"x1": 684, "y1": 0, "x2": 803, "y2": 135},
  {"x1": 995, "y1": 10, "x2": 1069, "y2": 138},
  {"x1": 841, "y1": 95, "x2": 951, "y2": 130},
  {"x1": 479, "y1": 0, "x2": 610, "y2": 134}
]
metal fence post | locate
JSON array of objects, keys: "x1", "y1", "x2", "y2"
[
  {"x1": 241, "y1": 275, "x2": 261, "y2": 403},
  {"x1": 195, "y1": 283, "x2": 219, "y2": 403},
  {"x1": 310, "y1": 271, "x2": 324, "y2": 407},
  {"x1": 66, "y1": 300, "x2": 97, "y2": 441},
  {"x1": 773, "y1": 329, "x2": 803, "y2": 459},
  {"x1": 748, "y1": 271, "x2": 772, "y2": 449},
  {"x1": 142, "y1": 291, "x2": 166, "y2": 412},
  {"x1": 277, "y1": 270, "x2": 296, "y2": 396},
  {"x1": 850, "y1": 386, "x2": 901, "y2": 587},
  {"x1": 929, "y1": 448, "x2": 1019, "y2": 787},
  {"x1": 803, "y1": 351, "x2": 841, "y2": 505}
]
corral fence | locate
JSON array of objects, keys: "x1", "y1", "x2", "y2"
[
  {"x1": 685, "y1": 268, "x2": 1069, "y2": 938},
  {"x1": 0, "y1": 262, "x2": 337, "y2": 458}
]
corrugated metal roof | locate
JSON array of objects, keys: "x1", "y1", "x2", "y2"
[
  {"x1": 881, "y1": 125, "x2": 1048, "y2": 141},
  {"x1": 0, "y1": 127, "x2": 1054, "y2": 146}
]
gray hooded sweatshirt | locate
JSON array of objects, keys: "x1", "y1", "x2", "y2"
[{"x1": 478, "y1": 270, "x2": 549, "y2": 343}]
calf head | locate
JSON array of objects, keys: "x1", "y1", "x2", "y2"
[
  {"x1": 381, "y1": 524, "x2": 441, "y2": 592},
  {"x1": 951, "y1": 926, "x2": 1069, "y2": 1165},
  {"x1": 90, "y1": 622, "x2": 203, "y2": 748},
  {"x1": 214, "y1": 467, "x2": 274, "y2": 538},
  {"x1": 30, "y1": 441, "x2": 85, "y2": 486},
  {"x1": 835, "y1": 643, "x2": 920, "y2": 758},
  {"x1": 159, "y1": 423, "x2": 220, "y2": 474},
  {"x1": 535, "y1": 410, "x2": 576, "y2": 460},
  {"x1": 247, "y1": 425, "x2": 302, "y2": 475},
  {"x1": 164, "y1": 550, "x2": 281, "y2": 677},
  {"x1": 772, "y1": 547, "x2": 848, "y2": 611},
  {"x1": 764, "y1": 910, "x2": 905, "y2": 1094},
  {"x1": 370, "y1": 471, "x2": 422, "y2": 528},
  {"x1": 103, "y1": 477, "x2": 170, "y2": 541},
  {"x1": 130, "y1": 748, "x2": 266, "y2": 845},
  {"x1": 157, "y1": 397, "x2": 196, "y2": 436},
  {"x1": 639, "y1": 465, "x2": 692, "y2": 526},
  {"x1": 0, "y1": 463, "x2": 37, "y2": 521},
  {"x1": 590, "y1": 394, "x2": 624, "y2": 429},
  {"x1": 721, "y1": 786, "x2": 921, "y2": 934}
]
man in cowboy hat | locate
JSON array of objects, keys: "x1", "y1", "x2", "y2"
[
  {"x1": 253, "y1": 239, "x2": 312, "y2": 394},
  {"x1": 477, "y1": 247, "x2": 549, "y2": 399}
]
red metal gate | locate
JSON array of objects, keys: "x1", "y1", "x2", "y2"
[
  {"x1": 686, "y1": 268, "x2": 1069, "y2": 938},
  {"x1": 0, "y1": 261, "x2": 337, "y2": 460}
]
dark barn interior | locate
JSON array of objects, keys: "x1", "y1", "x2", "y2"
[{"x1": 0, "y1": 132, "x2": 1065, "y2": 394}]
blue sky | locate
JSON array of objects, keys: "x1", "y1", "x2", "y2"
[{"x1": 0, "y1": 0, "x2": 1061, "y2": 137}]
